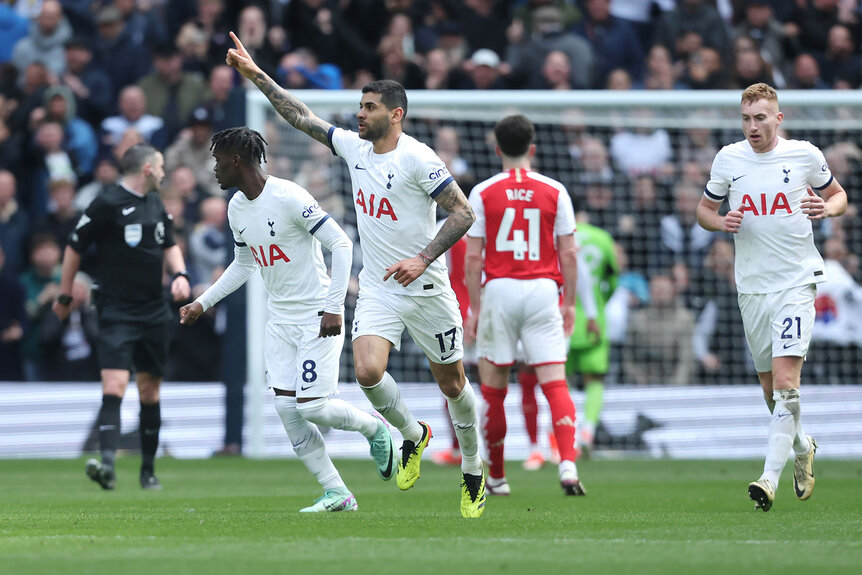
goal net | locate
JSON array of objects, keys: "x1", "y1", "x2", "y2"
[{"x1": 246, "y1": 89, "x2": 862, "y2": 390}]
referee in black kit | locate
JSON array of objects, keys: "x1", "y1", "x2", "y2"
[{"x1": 53, "y1": 144, "x2": 191, "y2": 490}]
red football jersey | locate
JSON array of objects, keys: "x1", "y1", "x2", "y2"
[
  {"x1": 446, "y1": 236, "x2": 470, "y2": 322},
  {"x1": 468, "y1": 168, "x2": 575, "y2": 285}
]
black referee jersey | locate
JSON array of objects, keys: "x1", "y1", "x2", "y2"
[{"x1": 68, "y1": 183, "x2": 175, "y2": 323}]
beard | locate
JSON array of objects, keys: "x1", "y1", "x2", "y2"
[{"x1": 359, "y1": 120, "x2": 389, "y2": 141}]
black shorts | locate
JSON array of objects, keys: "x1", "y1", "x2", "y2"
[{"x1": 96, "y1": 320, "x2": 170, "y2": 377}]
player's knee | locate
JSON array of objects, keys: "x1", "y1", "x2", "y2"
[
  {"x1": 355, "y1": 364, "x2": 385, "y2": 387},
  {"x1": 296, "y1": 397, "x2": 329, "y2": 424},
  {"x1": 273, "y1": 395, "x2": 302, "y2": 424}
]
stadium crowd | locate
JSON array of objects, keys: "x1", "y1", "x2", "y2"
[{"x1": 1, "y1": 0, "x2": 862, "y2": 394}]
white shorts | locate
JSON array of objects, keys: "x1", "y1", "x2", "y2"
[
  {"x1": 477, "y1": 277, "x2": 566, "y2": 367},
  {"x1": 738, "y1": 284, "x2": 816, "y2": 373},
  {"x1": 351, "y1": 287, "x2": 464, "y2": 365},
  {"x1": 265, "y1": 321, "x2": 344, "y2": 398}
]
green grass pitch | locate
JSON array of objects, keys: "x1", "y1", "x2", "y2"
[{"x1": 2, "y1": 457, "x2": 861, "y2": 575}]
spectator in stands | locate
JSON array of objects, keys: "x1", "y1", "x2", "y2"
[
  {"x1": 422, "y1": 48, "x2": 452, "y2": 90},
  {"x1": 512, "y1": 0, "x2": 583, "y2": 39},
  {"x1": 60, "y1": 36, "x2": 114, "y2": 125},
  {"x1": 573, "y1": 0, "x2": 644, "y2": 88},
  {"x1": 10, "y1": 0, "x2": 71, "y2": 79},
  {"x1": 138, "y1": 44, "x2": 207, "y2": 145},
  {"x1": 684, "y1": 46, "x2": 730, "y2": 89},
  {"x1": 165, "y1": 106, "x2": 218, "y2": 197},
  {"x1": 606, "y1": 68, "x2": 633, "y2": 90},
  {"x1": 39, "y1": 270, "x2": 100, "y2": 382},
  {"x1": 35, "y1": 178, "x2": 79, "y2": 251},
  {"x1": 609, "y1": 0, "x2": 673, "y2": 51},
  {"x1": 0, "y1": 243, "x2": 26, "y2": 381},
  {"x1": 635, "y1": 44, "x2": 686, "y2": 90},
  {"x1": 658, "y1": 180, "x2": 714, "y2": 273},
  {"x1": 19, "y1": 233, "x2": 62, "y2": 381},
  {"x1": 581, "y1": 183, "x2": 625, "y2": 234},
  {"x1": 204, "y1": 65, "x2": 244, "y2": 132},
  {"x1": 693, "y1": 238, "x2": 750, "y2": 385},
  {"x1": 731, "y1": 45, "x2": 776, "y2": 89},
  {"x1": 436, "y1": 21, "x2": 470, "y2": 72},
  {"x1": 609, "y1": 110, "x2": 674, "y2": 177},
  {"x1": 92, "y1": 5, "x2": 151, "y2": 100},
  {"x1": 537, "y1": 50, "x2": 574, "y2": 90},
  {"x1": 434, "y1": 126, "x2": 474, "y2": 189},
  {"x1": 0, "y1": 5, "x2": 30, "y2": 63},
  {"x1": 101, "y1": 86, "x2": 166, "y2": 149},
  {"x1": 28, "y1": 121, "x2": 77, "y2": 221},
  {"x1": 114, "y1": 0, "x2": 167, "y2": 52},
  {"x1": 654, "y1": 0, "x2": 730, "y2": 63},
  {"x1": 188, "y1": 195, "x2": 227, "y2": 288},
  {"x1": 787, "y1": 53, "x2": 829, "y2": 89},
  {"x1": 43, "y1": 86, "x2": 98, "y2": 181},
  {"x1": 160, "y1": 188, "x2": 192, "y2": 251},
  {"x1": 376, "y1": 34, "x2": 425, "y2": 89},
  {"x1": 281, "y1": 0, "x2": 374, "y2": 79},
  {"x1": 817, "y1": 24, "x2": 861, "y2": 88},
  {"x1": 677, "y1": 123, "x2": 719, "y2": 168},
  {"x1": 176, "y1": 22, "x2": 212, "y2": 77},
  {"x1": 451, "y1": 48, "x2": 509, "y2": 90},
  {"x1": 578, "y1": 136, "x2": 627, "y2": 188},
  {"x1": 623, "y1": 273, "x2": 695, "y2": 386},
  {"x1": 276, "y1": 48, "x2": 342, "y2": 90},
  {"x1": 164, "y1": 165, "x2": 206, "y2": 225},
  {"x1": 506, "y1": 5, "x2": 594, "y2": 90},
  {"x1": 235, "y1": 4, "x2": 280, "y2": 80},
  {"x1": 436, "y1": 0, "x2": 510, "y2": 58},
  {"x1": 733, "y1": 0, "x2": 792, "y2": 87},
  {"x1": 75, "y1": 156, "x2": 118, "y2": 212},
  {"x1": 617, "y1": 174, "x2": 665, "y2": 275},
  {"x1": 785, "y1": 0, "x2": 843, "y2": 55}
]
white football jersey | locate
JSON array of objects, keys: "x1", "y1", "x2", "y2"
[
  {"x1": 328, "y1": 126, "x2": 453, "y2": 296},
  {"x1": 705, "y1": 138, "x2": 833, "y2": 294},
  {"x1": 229, "y1": 176, "x2": 332, "y2": 323}
]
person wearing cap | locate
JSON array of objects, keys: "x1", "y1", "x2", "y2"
[
  {"x1": 61, "y1": 36, "x2": 114, "y2": 125},
  {"x1": 138, "y1": 44, "x2": 207, "y2": 145},
  {"x1": 451, "y1": 48, "x2": 510, "y2": 90},
  {"x1": 164, "y1": 107, "x2": 220, "y2": 197}
]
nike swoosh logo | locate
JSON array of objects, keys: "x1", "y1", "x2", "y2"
[
  {"x1": 793, "y1": 476, "x2": 811, "y2": 498},
  {"x1": 783, "y1": 342, "x2": 798, "y2": 349},
  {"x1": 732, "y1": 175, "x2": 746, "y2": 182},
  {"x1": 383, "y1": 442, "x2": 394, "y2": 479},
  {"x1": 300, "y1": 385, "x2": 314, "y2": 391},
  {"x1": 122, "y1": 207, "x2": 136, "y2": 216},
  {"x1": 355, "y1": 164, "x2": 366, "y2": 170},
  {"x1": 239, "y1": 228, "x2": 247, "y2": 235},
  {"x1": 441, "y1": 352, "x2": 455, "y2": 361}
]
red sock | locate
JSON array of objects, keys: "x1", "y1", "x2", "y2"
[
  {"x1": 481, "y1": 384, "x2": 508, "y2": 479},
  {"x1": 518, "y1": 370, "x2": 539, "y2": 445},
  {"x1": 541, "y1": 380, "x2": 577, "y2": 463}
]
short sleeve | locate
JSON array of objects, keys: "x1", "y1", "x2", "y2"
[
  {"x1": 68, "y1": 195, "x2": 109, "y2": 253},
  {"x1": 554, "y1": 188, "x2": 576, "y2": 236},
  {"x1": 466, "y1": 188, "x2": 486, "y2": 238},
  {"x1": 704, "y1": 148, "x2": 730, "y2": 201},
  {"x1": 412, "y1": 145, "x2": 453, "y2": 199},
  {"x1": 806, "y1": 143, "x2": 834, "y2": 191},
  {"x1": 328, "y1": 126, "x2": 359, "y2": 163}
]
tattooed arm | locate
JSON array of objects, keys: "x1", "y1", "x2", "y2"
[
  {"x1": 424, "y1": 180, "x2": 476, "y2": 261},
  {"x1": 225, "y1": 31, "x2": 332, "y2": 146},
  {"x1": 382, "y1": 180, "x2": 475, "y2": 288}
]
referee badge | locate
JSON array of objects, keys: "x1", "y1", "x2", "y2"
[{"x1": 125, "y1": 223, "x2": 142, "y2": 247}]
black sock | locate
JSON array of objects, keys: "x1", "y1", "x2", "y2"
[
  {"x1": 140, "y1": 402, "x2": 161, "y2": 474},
  {"x1": 99, "y1": 394, "x2": 122, "y2": 467}
]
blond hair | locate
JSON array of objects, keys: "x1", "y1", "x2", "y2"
[{"x1": 741, "y1": 83, "x2": 778, "y2": 107}]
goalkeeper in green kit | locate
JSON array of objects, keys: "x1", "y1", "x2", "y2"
[{"x1": 566, "y1": 212, "x2": 619, "y2": 456}]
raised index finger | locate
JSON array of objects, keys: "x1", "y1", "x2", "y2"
[{"x1": 229, "y1": 31, "x2": 248, "y2": 54}]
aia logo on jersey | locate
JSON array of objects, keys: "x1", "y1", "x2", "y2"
[
  {"x1": 739, "y1": 193, "x2": 791, "y2": 216},
  {"x1": 356, "y1": 188, "x2": 397, "y2": 220},
  {"x1": 250, "y1": 244, "x2": 290, "y2": 267}
]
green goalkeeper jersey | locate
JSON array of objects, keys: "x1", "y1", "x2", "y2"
[{"x1": 570, "y1": 222, "x2": 619, "y2": 350}]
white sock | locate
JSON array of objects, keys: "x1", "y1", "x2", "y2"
[
  {"x1": 360, "y1": 372, "x2": 422, "y2": 442},
  {"x1": 762, "y1": 389, "x2": 798, "y2": 488},
  {"x1": 298, "y1": 397, "x2": 379, "y2": 439},
  {"x1": 559, "y1": 459, "x2": 578, "y2": 480},
  {"x1": 274, "y1": 396, "x2": 343, "y2": 490},
  {"x1": 789, "y1": 389, "x2": 811, "y2": 455},
  {"x1": 446, "y1": 382, "x2": 482, "y2": 475}
]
